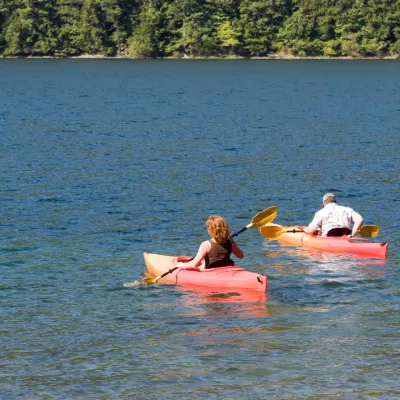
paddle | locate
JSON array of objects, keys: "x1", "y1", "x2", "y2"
[
  {"x1": 144, "y1": 267, "x2": 180, "y2": 284},
  {"x1": 230, "y1": 205, "x2": 278, "y2": 238},
  {"x1": 260, "y1": 223, "x2": 380, "y2": 239},
  {"x1": 259, "y1": 224, "x2": 302, "y2": 239},
  {"x1": 359, "y1": 225, "x2": 380, "y2": 238},
  {"x1": 144, "y1": 206, "x2": 278, "y2": 284}
]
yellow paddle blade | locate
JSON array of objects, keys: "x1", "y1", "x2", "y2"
[
  {"x1": 142, "y1": 270, "x2": 156, "y2": 283},
  {"x1": 251, "y1": 206, "x2": 278, "y2": 228},
  {"x1": 143, "y1": 266, "x2": 180, "y2": 284},
  {"x1": 143, "y1": 276, "x2": 160, "y2": 284},
  {"x1": 259, "y1": 224, "x2": 285, "y2": 239},
  {"x1": 359, "y1": 225, "x2": 380, "y2": 238}
]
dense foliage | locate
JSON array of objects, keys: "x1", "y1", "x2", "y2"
[{"x1": 1, "y1": 0, "x2": 399, "y2": 57}]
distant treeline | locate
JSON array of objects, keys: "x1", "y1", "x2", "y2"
[{"x1": 1, "y1": 0, "x2": 400, "y2": 58}]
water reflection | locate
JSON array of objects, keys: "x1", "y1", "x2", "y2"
[
  {"x1": 181, "y1": 284, "x2": 267, "y2": 303},
  {"x1": 262, "y1": 242, "x2": 387, "y2": 283},
  {"x1": 125, "y1": 274, "x2": 270, "y2": 317},
  {"x1": 175, "y1": 284, "x2": 270, "y2": 318}
]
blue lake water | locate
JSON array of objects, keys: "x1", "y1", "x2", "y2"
[{"x1": 1, "y1": 59, "x2": 399, "y2": 399}]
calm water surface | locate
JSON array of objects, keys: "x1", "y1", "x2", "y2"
[{"x1": 1, "y1": 60, "x2": 399, "y2": 399}]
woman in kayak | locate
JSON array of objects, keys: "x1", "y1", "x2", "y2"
[{"x1": 176, "y1": 215, "x2": 243, "y2": 269}]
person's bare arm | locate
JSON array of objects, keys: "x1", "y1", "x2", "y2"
[
  {"x1": 231, "y1": 238, "x2": 244, "y2": 258},
  {"x1": 176, "y1": 241, "x2": 210, "y2": 269}
]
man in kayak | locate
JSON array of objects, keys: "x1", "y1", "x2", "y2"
[
  {"x1": 303, "y1": 193, "x2": 363, "y2": 237},
  {"x1": 176, "y1": 215, "x2": 244, "y2": 269}
]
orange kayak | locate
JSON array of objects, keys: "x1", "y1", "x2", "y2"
[
  {"x1": 263, "y1": 226, "x2": 388, "y2": 258},
  {"x1": 143, "y1": 252, "x2": 267, "y2": 292}
]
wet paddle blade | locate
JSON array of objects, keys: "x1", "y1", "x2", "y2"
[
  {"x1": 144, "y1": 275, "x2": 161, "y2": 284},
  {"x1": 144, "y1": 266, "x2": 179, "y2": 285},
  {"x1": 359, "y1": 225, "x2": 380, "y2": 238},
  {"x1": 143, "y1": 276, "x2": 156, "y2": 285},
  {"x1": 142, "y1": 270, "x2": 157, "y2": 283}
]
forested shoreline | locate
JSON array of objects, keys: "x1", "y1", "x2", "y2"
[{"x1": 1, "y1": 0, "x2": 399, "y2": 58}]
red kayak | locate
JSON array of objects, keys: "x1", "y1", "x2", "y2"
[
  {"x1": 143, "y1": 252, "x2": 267, "y2": 292},
  {"x1": 260, "y1": 225, "x2": 388, "y2": 258}
]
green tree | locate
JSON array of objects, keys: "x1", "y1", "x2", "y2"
[
  {"x1": 239, "y1": 0, "x2": 291, "y2": 56},
  {"x1": 128, "y1": 0, "x2": 162, "y2": 57},
  {"x1": 164, "y1": 0, "x2": 207, "y2": 56},
  {"x1": 205, "y1": 0, "x2": 239, "y2": 55},
  {"x1": 55, "y1": 0, "x2": 83, "y2": 56},
  {"x1": 358, "y1": 0, "x2": 400, "y2": 56},
  {"x1": 1, "y1": 0, "x2": 399, "y2": 57},
  {"x1": 217, "y1": 19, "x2": 239, "y2": 54},
  {"x1": 2, "y1": 0, "x2": 59, "y2": 56},
  {"x1": 391, "y1": 39, "x2": 400, "y2": 57},
  {"x1": 0, "y1": 0, "x2": 8, "y2": 52},
  {"x1": 79, "y1": 0, "x2": 107, "y2": 54},
  {"x1": 100, "y1": 0, "x2": 124, "y2": 54}
]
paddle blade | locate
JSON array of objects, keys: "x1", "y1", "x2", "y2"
[
  {"x1": 142, "y1": 270, "x2": 158, "y2": 283},
  {"x1": 144, "y1": 266, "x2": 179, "y2": 284},
  {"x1": 260, "y1": 225, "x2": 284, "y2": 239},
  {"x1": 251, "y1": 206, "x2": 278, "y2": 228},
  {"x1": 359, "y1": 225, "x2": 380, "y2": 238},
  {"x1": 144, "y1": 276, "x2": 159, "y2": 284}
]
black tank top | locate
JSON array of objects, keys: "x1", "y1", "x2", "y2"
[{"x1": 205, "y1": 239, "x2": 234, "y2": 269}]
